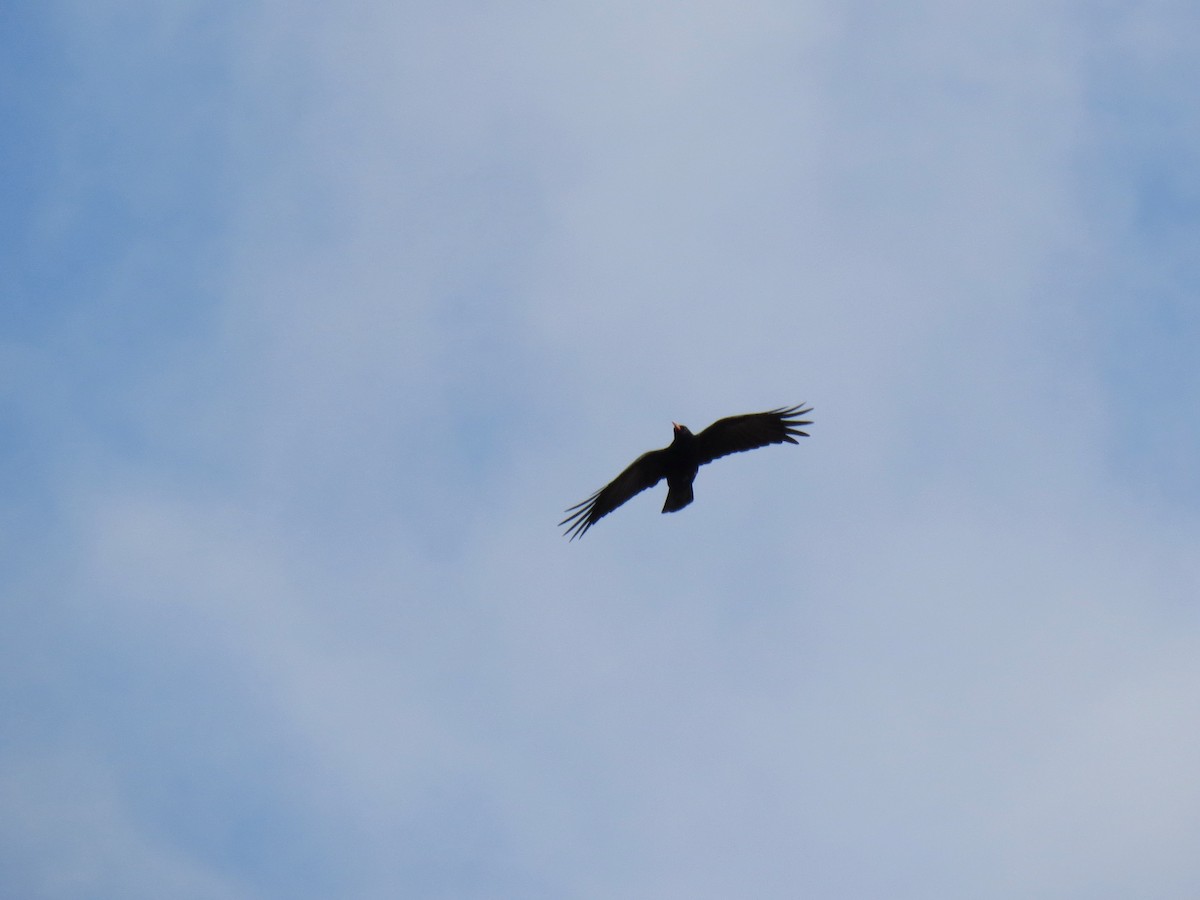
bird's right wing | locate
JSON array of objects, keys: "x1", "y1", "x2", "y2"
[
  {"x1": 560, "y1": 449, "x2": 670, "y2": 540},
  {"x1": 694, "y1": 404, "x2": 813, "y2": 466}
]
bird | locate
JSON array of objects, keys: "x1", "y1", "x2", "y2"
[{"x1": 560, "y1": 404, "x2": 813, "y2": 540}]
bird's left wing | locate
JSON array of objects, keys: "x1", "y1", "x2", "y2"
[
  {"x1": 694, "y1": 404, "x2": 813, "y2": 466},
  {"x1": 560, "y1": 448, "x2": 670, "y2": 540}
]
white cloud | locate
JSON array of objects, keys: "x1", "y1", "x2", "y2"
[{"x1": 5, "y1": 1, "x2": 1199, "y2": 897}]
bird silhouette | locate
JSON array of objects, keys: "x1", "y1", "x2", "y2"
[{"x1": 560, "y1": 404, "x2": 812, "y2": 540}]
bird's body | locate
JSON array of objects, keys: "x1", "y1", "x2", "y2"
[
  {"x1": 560, "y1": 404, "x2": 812, "y2": 539},
  {"x1": 660, "y1": 424, "x2": 699, "y2": 513}
]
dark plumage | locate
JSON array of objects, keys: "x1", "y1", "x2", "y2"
[{"x1": 560, "y1": 404, "x2": 813, "y2": 540}]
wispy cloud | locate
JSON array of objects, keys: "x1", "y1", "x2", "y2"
[{"x1": 3, "y1": 2, "x2": 1198, "y2": 897}]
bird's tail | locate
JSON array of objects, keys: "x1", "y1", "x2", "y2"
[{"x1": 662, "y1": 481, "x2": 693, "y2": 513}]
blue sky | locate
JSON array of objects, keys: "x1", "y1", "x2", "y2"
[{"x1": 3, "y1": 2, "x2": 1199, "y2": 897}]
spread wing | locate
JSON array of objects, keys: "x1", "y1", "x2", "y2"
[
  {"x1": 560, "y1": 448, "x2": 670, "y2": 540},
  {"x1": 694, "y1": 404, "x2": 813, "y2": 466}
]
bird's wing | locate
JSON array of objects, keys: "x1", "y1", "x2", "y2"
[
  {"x1": 560, "y1": 448, "x2": 671, "y2": 540},
  {"x1": 694, "y1": 404, "x2": 813, "y2": 466}
]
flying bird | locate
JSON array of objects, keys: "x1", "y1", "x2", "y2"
[{"x1": 560, "y1": 404, "x2": 813, "y2": 540}]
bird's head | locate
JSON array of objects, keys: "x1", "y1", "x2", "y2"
[{"x1": 672, "y1": 422, "x2": 693, "y2": 438}]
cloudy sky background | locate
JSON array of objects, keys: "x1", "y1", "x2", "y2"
[{"x1": 4, "y1": 1, "x2": 1199, "y2": 897}]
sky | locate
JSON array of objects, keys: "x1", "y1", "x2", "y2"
[{"x1": 3, "y1": 1, "x2": 1199, "y2": 897}]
